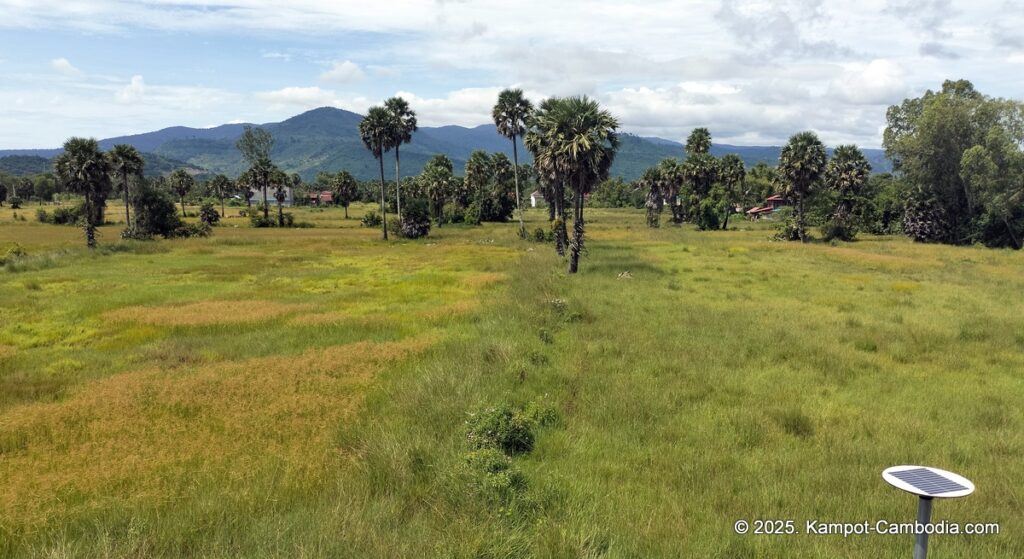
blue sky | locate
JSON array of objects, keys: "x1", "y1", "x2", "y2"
[{"x1": 1, "y1": 0, "x2": 1022, "y2": 149}]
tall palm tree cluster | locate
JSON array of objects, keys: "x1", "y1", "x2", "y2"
[
  {"x1": 637, "y1": 128, "x2": 871, "y2": 242},
  {"x1": 358, "y1": 97, "x2": 418, "y2": 240}
]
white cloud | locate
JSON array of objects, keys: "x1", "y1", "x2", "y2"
[
  {"x1": 1008, "y1": 53, "x2": 1024, "y2": 65},
  {"x1": 829, "y1": 59, "x2": 908, "y2": 105},
  {"x1": 256, "y1": 86, "x2": 340, "y2": 109},
  {"x1": 262, "y1": 51, "x2": 292, "y2": 62},
  {"x1": 319, "y1": 60, "x2": 365, "y2": 84},
  {"x1": 50, "y1": 57, "x2": 81, "y2": 76},
  {"x1": 116, "y1": 75, "x2": 146, "y2": 103}
]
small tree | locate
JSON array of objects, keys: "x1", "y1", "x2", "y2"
[
  {"x1": 330, "y1": 170, "x2": 358, "y2": 219},
  {"x1": 718, "y1": 154, "x2": 746, "y2": 230},
  {"x1": 236, "y1": 126, "x2": 274, "y2": 221},
  {"x1": 208, "y1": 174, "x2": 232, "y2": 217},
  {"x1": 169, "y1": 169, "x2": 194, "y2": 217},
  {"x1": 106, "y1": 144, "x2": 145, "y2": 227},
  {"x1": 823, "y1": 145, "x2": 871, "y2": 241},
  {"x1": 639, "y1": 166, "x2": 664, "y2": 228},
  {"x1": 54, "y1": 137, "x2": 112, "y2": 248}
]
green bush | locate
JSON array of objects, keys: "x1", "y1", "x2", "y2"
[
  {"x1": 463, "y1": 201, "x2": 482, "y2": 226},
  {"x1": 119, "y1": 227, "x2": 154, "y2": 241},
  {"x1": 466, "y1": 405, "x2": 535, "y2": 455},
  {"x1": 249, "y1": 209, "x2": 275, "y2": 228},
  {"x1": 361, "y1": 210, "x2": 383, "y2": 228},
  {"x1": 172, "y1": 222, "x2": 212, "y2": 238},
  {"x1": 35, "y1": 209, "x2": 50, "y2": 223},
  {"x1": 36, "y1": 204, "x2": 84, "y2": 226},
  {"x1": 441, "y1": 202, "x2": 464, "y2": 224},
  {"x1": 399, "y1": 198, "x2": 431, "y2": 239},
  {"x1": 8, "y1": 196, "x2": 22, "y2": 209},
  {"x1": 821, "y1": 219, "x2": 856, "y2": 242},
  {"x1": 132, "y1": 182, "x2": 183, "y2": 237},
  {"x1": 199, "y1": 202, "x2": 220, "y2": 226},
  {"x1": 464, "y1": 448, "x2": 528, "y2": 500},
  {"x1": 532, "y1": 227, "x2": 546, "y2": 242}
]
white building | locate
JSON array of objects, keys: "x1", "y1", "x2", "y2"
[{"x1": 530, "y1": 190, "x2": 546, "y2": 208}]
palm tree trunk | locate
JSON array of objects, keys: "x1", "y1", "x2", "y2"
[
  {"x1": 512, "y1": 136, "x2": 524, "y2": 237},
  {"x1": 722, "y1": 207, "x2": 731, "y2": 230},
  {"x1": 344, "y1": 204, "x2": 349, "y2": 219},
  {"x1": 181, "y1": 196, "x2": 187, "y2": 218},
  {"x1": 220, "y1": 192, "x2": 225, "y2": 218},
  {"x1": 395, "y1": 146, "x2": 402, "y2": 221},
  {"x1": 262, "y1": 173, "x2": 269, "y2": 220},
  {"x1": 797, "y1": 191, "x2": 806, "y2": 243},
  {"x1": 378, "y1": 157, "x2": 388, "y2": 240},
  {"x1": 277, "y1": 198, "x2": 284, "y2": 227},
  {"x1": 569, "y1": 178, "x2": 585, "y2": 274},
  {"x1": 554, "y1": 181, "x2": 566, "y2": 257},
  {"x1": 122, "y1": 172, "x2": 131, "y2": 227}
]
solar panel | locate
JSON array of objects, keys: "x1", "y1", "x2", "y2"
[{"x1": 890, "y1": 468, "x2": 968, "y2": 496}]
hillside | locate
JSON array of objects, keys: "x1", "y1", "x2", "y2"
[
  {"x1": 0, "y1": 107, "x2": 892, "y2": 181},
  {"x1": 0, "y1": 153, "x2": 199, "y2": 178}
]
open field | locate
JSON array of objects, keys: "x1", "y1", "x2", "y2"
[{"x1": 1, "y1": 204, "x2": 1022, "y2": 558}]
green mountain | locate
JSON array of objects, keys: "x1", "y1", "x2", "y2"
[
  {"x1": 0, "y1": 153, "x2": 200, "y2": 178},
  {"x1": 0, "y1": 107, "x2": 892, "y2": 182}
]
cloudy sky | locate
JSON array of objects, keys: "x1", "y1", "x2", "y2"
[{"x1": 0, "y1": 0, "x2": 1021, "y2": 149}]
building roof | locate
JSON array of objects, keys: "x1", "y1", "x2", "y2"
[
  {"x1": 766, "y1": 194, "x2": 786, "y2": 202},
  {"x1": 746, "y1": 206, "x2": 774, "y2": 214},
  {"x1": 320, "y1": 192, "x2": 333, "y2": 202}
]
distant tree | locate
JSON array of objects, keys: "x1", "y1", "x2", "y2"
[
  {"x1": 385, "y1": 96, "x2": 417, "y2": 221},
  {"x1": 236, "y1": 169, "x2": 257, "y2": 207},
  {"x1": 359, "y1": 106, "x2": 394, "y2": 240},
  {"x1": 685, "y1": 127, "x2": 712, "y2": 156},
  {"x1": 657, "y1": 159, "x2": 685, "y2": 223},
  {"x1": 744, "y1": 162, "x2": 777, "y2": 207},
  {"x1": 778, "y1": 131, "x2": 827, "y2": 242},
  {"x1": 639, "y1": 166, "x2": 664, "y2": 227},
  {"x1": 208, "y1": 174, "x2": 232, "y2": 217},
  {"x1": 718, "y1": 154, "x2": 746, "y2": 230},
  {"x1": 823, "y1": 145, "x2": 871, "y2": 241},
  {"x1": 0, "y1": 181, "x2": 7, "y2": 206},
  {"x1": 527, "y1": 96, "x2": 618, "y2": 273},
  {"x1": 235, "y1": 126, "x2": 274, "y2": 221},
  {"x1": 960, "y1": 126, "x2": 1024, "y2": 249},
  {"x1": 54, "y1": 137, "x2": 112, "y2": 248},
  {"x1": 420, "y1": 155, "x2": 455, "y2": 225},
  {"x1": 168, "y1": 169, "x2": 194, "y2": 217},
  {"x1": 683, "y1": 153, "x2": 719, "y2": 229},
  {"x1": 330, "y1": 171, "x2": 359, "y2": 218},
  {"x1": 590, "y1": 177, "x2": 635, "y2": 209},
  {"x1": 525, "y1": 98, "x2": 569, "y2": 254},
  {"x1": 106, "y1": 144, "x2": 144, "y2": 227},
  {"x1": 486, "y1": 152, "x2": 517, "y2": 221},
  {"x1": 493, "y1": 88, "x2": 534, "y2": 236}
]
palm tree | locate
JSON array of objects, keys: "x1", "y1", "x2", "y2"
[
  {"x1": 270, "y1": 167, "x2": 290, "y2": 226},
  {"x1": 385, "y1": 96, "x2": 417, "y2": 221},
  {"x1": 235, "y1": 126, "x2": 274, "y2": 221},
  {"x1": 639, "y1": 166, "x2": 664, "y2": 228},
  {"x1": 685, "y1": 127, "x2": 712, "y2": 156},
  {"x1": 106, "y1": 144, "x2": 144, "y2": 227},
  {"x1": 525, "y1": 98, "x2": 569, "y2": 254},
  {"x1": 778, "y1": 131, "x2": 827, "y2": 242},
  {"x1": 169, "y1": 169, "x2": 194, "y2": 217},
  {"x1": 359, "y1": 106, "x2": 394, "y2": 240},
  {"x1": 824, "y1": 145, "x2": 871, "y2": 240},
  {"x1": 54, "y1": 137, "x2": 112, "y2": 248},
  {"x1": 492, "y1": 88, "x2": 534, "y2": 237},
  {"x1": 718, "y1": 154, "x2": 746, "y2": 230},
  {"x1": 528, "y1": 97, "x2": 619, "y2": 273},
  {"x1": 208, "y1": 174, "x2": 232, "y2": 217},
  {"x1": 330, "y1": 171, "x2": 358, "y2": 219},
  {"x1": 657, "y1": 159, "x2": 685, "y2": 223}
]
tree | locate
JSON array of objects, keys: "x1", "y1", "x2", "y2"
[
  {"x1": 493, "y1": 88, "x2": 534, "y2": 237},
  {"x1": 683, "y1": 153, "x2": 719, "y2": 229},
  {"x1": 685, "y1": 127, "x2": 712, "y2": 156},
  {"x1": 718, "y1": 154, "x2": 746, "y2": 230},
  {"x1": 885, "y1": 79, "x2": 1024, "y2": 246},
  {"x1": 823, "y1": 145, "x2": 871, "y2": 241},
  {"x1": 330, "y1": 171, "x2": 359, "y2": 219},
  {"x1": 237, "y1": 169, "x2": 257, "y2": 207},
  {"x1": 960, "y1": 126, "x2": 1024, "y2": 249},
  {"x1": 525, "y1": 98, "x2": 569, "y2": 255},
  {"x1": 385, "y1": 96, "x2": 417, "y2": 221},
  {"x1": 778, "y1": 131, "x2": 827, "y2": 242},
  {"x1": 235, "y1": 126, "x2": 274, "y2": 221},
  {"x1": 657, "y1": 159, "x2": 686, "y2": 223},
  {"x1": 106, "y1": 144, "x2": 144, "y2": 227},
  {"x1": 53, "y1": 137, "x2": 112, "y2": 248},
  {"x1": 527, "y1": 96, "x2": 619, "y2": 273},
  {"x1": 359, "y1": 106, "x2": 394, "y2": 240},
  {"x1": 639, "y1": 166, "x2": 664, "y2": 227},
  {"x1": 420, "y1": 155, "x2": 455, "y2": 225},
  {"x1": 208, "y1": 174, "x2": 232, "y2": 217},
  {"x1": 169, "y1": 169, "x2": 194, "y2": 217},
  {"x1": 269, "y1": 166, "x2": 290, "y2": 227}
]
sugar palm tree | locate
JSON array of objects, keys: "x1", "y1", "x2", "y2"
[
  {"x1": 208, "y1": 174, "x2": 232, "y2": 217},
  {"x1": 528, "y1": 96, "x2": 619, "y2": 273},
  {"x1": 235, "y1": 126, "x2": 274, "y2": 221},
  {"x1": 685, "y1": 127, "x2": 712, "y2": 156},
  {"x1": 169, "y1": 169, "x2": 194, "y2": 217},
  {"x1": 492, "y1": 88, "x2": 534, "y2": 236},
  {"x1": 824, "y1": 145, "x2": 871, "y2": 240},
  {"x1": 718, "y1": 154, "x2": 746, "y2": 230},
  {"x1": 779, "y1": 131, "x2": 827, "y2": 242},
  {"x1": 657, "y1": 158, "x2": 685, "y2": 223},
  {"x1": 330, "y1": 171, "x2": 358, "y2": 219},
  {"x1": 385, "y1": 96, "x2": 417, "y2": 221},
  {"x1": 106, "y1": 144, "x2": 144, "y2": 227},
  {"x1": 524, "y1": 98, "x2": 568, "y2": 255},
  {"x1": 54, "y1": 137, "x2": 112, "y2": 248},
  {"x1": 639, "y1": 166, "x2": 664, "y2": 228},
  {"x1": 359, "y1": 106, "x2": 394, "y2": 240}
]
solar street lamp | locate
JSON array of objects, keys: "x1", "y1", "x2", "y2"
[{"x1": 883, "y1": 465, "x2": 974, "y2": 559}]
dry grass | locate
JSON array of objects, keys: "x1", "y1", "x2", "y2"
[{"x1": 104, "y1": 300, "x2": 311, "y2": 326}]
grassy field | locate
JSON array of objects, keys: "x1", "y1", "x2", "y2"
[{"x1": 0, "y1": 202, "x2": 1022, "y2": 558}]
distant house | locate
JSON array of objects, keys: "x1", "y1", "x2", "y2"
[
  {"x1": 530, "y1": 190, "x2": 546, "y2": 208},
  {"x1": 746, "y1": 194, "x2": 789, "y2": 219},
  {"x1": 308, "y1": 190, "x2": 333, "y2": 206},
  {"x1": 249, "y1": 186, "x2": 294, "y2": 207}
]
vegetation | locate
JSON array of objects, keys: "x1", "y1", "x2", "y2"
[
  {"x1": 492, "y1": 88, "x2": 533, "y2": 236},
  {"x1": 235, "y1": 126, "x2": 275, "y2": 221},
  {"x1": 359, "y1": 106, "x2": 394, "y2": 240},
  {"x1": 106, "y1": 144, "x2": 145, "y2": 227},
  {"x1": 778, "y1": 131, "x2": 827, "y2": 242},
  {"x1": 53, "y1": 138, "x2": 111, "y2": 248}
]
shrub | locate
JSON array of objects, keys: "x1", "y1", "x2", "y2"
[
  {"x1": 464, "y1": 448, "x2": 528, "y2": 500},
  {"x1": 441, "y1": 202, "x2": 464, "y2": 224},
  {"x1": 171, "y1": 222, "x2": 212, "y2": 238},
  {"x1": 400, "y1": 198, "x2": 431, "y2": 239},
  {"x1": 199, "y1": 202, "x2": 220, "y2": 226},
  {"x1": 35, "y1": 209, "x2": 51, "y2": 223},
  {"x1": 119, "y1": 227, "x2": 154, "y2": 241},
  {"x1": 466, "y1": 405, "x2": 535, "y2": 455},
  {"x1": 463, "y1": 201, "x2": 482, "y2": 226},
  {"x1": 821, "y1": 219, "x2": 856, "y2": 242},
  {"x1": 770, "y1": 207, "x2": 801, "y2": 241},
  {"x1": 132, "y1": 182, "x2": 183, "y2": 237},
  {"x1": 361, "y1": 210, "x2": 383, "y2": 228},
  {"x1": 532, "y1": 227, "x2": 546, "y2": 242},
  {"x1": 249, "y1": 211, "x2": 275, "y2": 228},
  {"x1": 8, "y1": 196, "x2": 22, "y2": 209}
]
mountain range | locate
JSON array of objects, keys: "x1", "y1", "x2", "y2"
[{"x1": 0, "y1": 107, "x2": 892, "y2": 181}]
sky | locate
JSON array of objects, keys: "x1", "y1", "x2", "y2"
[{"x1": 0, "y1": 0, "x2": 1022, "y2": 149}]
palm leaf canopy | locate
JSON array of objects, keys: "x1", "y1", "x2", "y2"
[
  {"x1": 492, "y1": 88, "x2": 533, "y2": 140},
  {"x1": 54, "y1": 137, "x2": 111, "y2": 196},
  {"x1": 525, "y1": 96, "x2": 619, "y2": 192},
  {"x1": 384, "y1": 96, "x2": 417, "y2": 145},
  {"x1": 359, "y1": 106, "x2": 394, "y2": 159}
]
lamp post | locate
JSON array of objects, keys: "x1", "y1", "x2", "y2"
[{"x1": 882, "y1": 465, "x2": 974, "y2": 559}]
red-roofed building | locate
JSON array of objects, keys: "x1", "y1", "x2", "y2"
[
  {"x1": 308, "y1": 191, "x2": 334, "y2": 206},
  {"x1": 745, "y1": 194, "x2": 790, "y2": 219}
]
